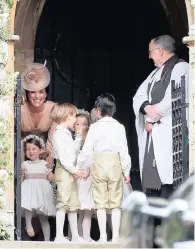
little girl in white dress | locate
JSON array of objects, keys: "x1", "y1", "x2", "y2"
[
  {"x1": 74, "y1": 110, "x2": 94, "y2": 242},
  {"x1": 21, "y1": 135, "x2": 56, "y2": 241}
]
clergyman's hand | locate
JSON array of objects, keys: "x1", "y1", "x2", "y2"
[
  {"x1": 144, "y1": 105, "x2": 161, "y2": 121},
  {"x1": 145, "y1": 122, "x2": 153, "y2": 133}
]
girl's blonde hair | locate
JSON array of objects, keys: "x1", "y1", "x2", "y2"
[{"x1": 50, "y1": 103, "x2": 77, "y2": 124}]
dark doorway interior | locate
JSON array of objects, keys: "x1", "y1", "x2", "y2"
[{"x1": 34, "y1": 0, "x2": 188, "y2": 192}]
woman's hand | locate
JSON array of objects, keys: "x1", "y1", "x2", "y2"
[
  {"x1": 46, "y1": 156, "x2": 54, "y2": 169},
  {"x1": 48, "y1": 172, "x2": 55, "y2": 181}
]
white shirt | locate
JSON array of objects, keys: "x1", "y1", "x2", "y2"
[
  {"x1": 53, "y1": 125, "x2": 82, "y2": 174},
  {"x1": 77, "y1": 117, "x2": 131, "y2": 176}
]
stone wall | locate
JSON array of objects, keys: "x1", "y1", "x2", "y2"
[{"x1": 0, "y1": 0, "x2": 17, "y2": 240}]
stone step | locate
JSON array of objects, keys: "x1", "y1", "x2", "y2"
[{"x1": 0, "y1": 241, "x2": 130, "y2": 248}]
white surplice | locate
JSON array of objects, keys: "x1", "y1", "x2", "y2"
[{"x1": 133, "y1": 61, "x2": 189, "y2": 185}]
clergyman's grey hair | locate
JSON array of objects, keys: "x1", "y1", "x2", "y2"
[{"x1": 153, "y1": 35, "x2": 176, "y2": 53}]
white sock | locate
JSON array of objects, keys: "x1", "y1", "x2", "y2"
[
  {"x1": 56, "y1": 210, "x2": 66, "y2": 237},
  {"x1": 24, "y1": 209, "x2": 33, "y2": 232},
  {"x1": 82, "y1": 210, "x2": 92, "y2": 241},
  {"x1": 78, "y1": 210, "x2": 84, "y2": 237},
  {"x1": 97, "y1": 209, "x2": 107, "y2": 238},
  {"x1": 111, "y1": 209, "x2": 121, "y2": 239},
  {"x1": 39, "y1": 215, "x2": 50, "y2": 241},
  {"x1": 68, "y1": 211, "x2": 79, "y2": 238}
]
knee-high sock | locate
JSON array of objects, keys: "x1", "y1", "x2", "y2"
[
  {"x1": 78, "y1": 210, "x2": 84, "y2": 237},
  {"x1": 82, "y1": 210, "x2": 92, "y2": 241},
  {"x1": 68, "y1": 211, "x2": 79, "y2": 238},
  {"x1": 97, "y1": 209, "x2": 107, "y2": 238},
  {"x1": 56, "y1": 211, "x2": 65, "y2": 237},
  {"x1": 39, "y1": 215, "x2": 50, "y2": 241},
  {"x1": 111, "y1": 209, "x2": 121, "y2": 239},
  {"x1": 24, "y1": 209, "x2": 33, "y2": 232}
]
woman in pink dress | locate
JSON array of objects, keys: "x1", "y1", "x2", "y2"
[
  {"x1": 21, "y1": 62, "x2": 56, "y2": 240},
  {"x1": 21, "y1": 62, "x2": 56, "y2": 166}
]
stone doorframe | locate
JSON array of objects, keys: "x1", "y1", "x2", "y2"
[
  {"x1": 183, "y1": 0, "x2": 195, "y2": 176},
  {"x1": 14, "y1": 1, "x2": 194, "y2": 175},
  {"x1": 14, "y1": 0, "x2": 193, "y2": 172},
  {"x1": 1, "y1": 0, "x2": 195, "y2": 240}
]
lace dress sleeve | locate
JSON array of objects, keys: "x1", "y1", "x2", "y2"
[{"x1": 74, "y1": 135, "x2": 82, "y2": 156}]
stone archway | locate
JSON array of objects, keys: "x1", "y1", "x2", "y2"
[
  {"x1": 14, "y1": 0, "x2": 46, "y2": 73},
  {"x1": 9, "y1": 0, "x2": 195, "y2": 195},
  {"x1": 13, "y1": 0, "x2": 195, "y2": 176},
  {"x1": 160, "y1": 0, "x2": 188, "y2": 40},
  {"x1": 14, "y1": 0, "x2": 190, "y2": 73}
]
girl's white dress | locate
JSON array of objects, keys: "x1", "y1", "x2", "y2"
[
  {"x1": 77, "y1": 153, "x2": 94, "y2": 210},
  {"x1": 78, "y1": 171, "x2": 94, "y2": 210},
  {"x1": 21, "y1": 160, "x2": 56, "y2": 216}
]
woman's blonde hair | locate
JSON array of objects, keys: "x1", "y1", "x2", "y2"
[{"x1": 50, "y1": 103, "x2": 77, "y2": 124}]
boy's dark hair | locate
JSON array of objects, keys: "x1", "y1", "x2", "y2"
[{"x1": 94, "y1": 93, "x2": 116, "y2": 117}]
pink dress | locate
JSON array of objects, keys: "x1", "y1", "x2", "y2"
[
  {"x1": 21, "y1": 101, "x2": 57, "y2": 196},
  {"x1": 21, "y1": 100, "x2": 55, "y2": 139},
  {"x1": 21, "y1": 100, "x2": 56, "y2": 159}
]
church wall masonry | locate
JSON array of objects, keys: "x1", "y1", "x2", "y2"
[
  {"x1": 0, "y1": 0, "x2": 17, "y2": 240},
  {"x1": 0, "y1": 0, "x2": 195, "y2": 241}
]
